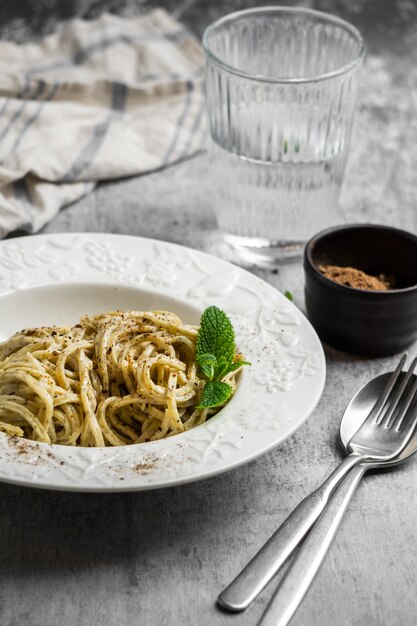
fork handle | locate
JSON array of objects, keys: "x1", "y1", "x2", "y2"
[
  {"x1": 217, "y1": 453, "x2": 364, "y2": 612},
  {"x1": 257, "y1": 464, "x2": 366, "y2": 626}
]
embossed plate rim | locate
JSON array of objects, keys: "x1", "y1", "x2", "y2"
[{"x1": 0, "y1": 233, "x2": 325, "y2": 492}]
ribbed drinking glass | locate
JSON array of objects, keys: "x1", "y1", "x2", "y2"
[{"x1": 203, "y1": 7, "x2": 365, "y2": 265}]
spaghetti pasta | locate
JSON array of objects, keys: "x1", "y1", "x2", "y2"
[{"x1": 0, "y1": 310, "x2": 240, "y2": 447}]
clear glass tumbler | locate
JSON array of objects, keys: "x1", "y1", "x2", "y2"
[{"x1": 203, "y1": 7, "x2": 365, "y2": 266}]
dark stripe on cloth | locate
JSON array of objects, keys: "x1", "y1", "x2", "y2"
[
  {"x1": 13, "y1": 178, "x2": 35, "y2": 230},
  {"x1": 0, "y1": 98, "x2": 11, "y2": 120},
  {"x1": 0, "y1": 81, "x2": 35, "y2": 146},
  {"x1": 162, "y1": 80, "x2": 194, "y2": 164},
  {"x1": 59, "y1": 81, "x2": 127, "y2": 182},
  {"x1": 111, "y1": 82, "x2": 128, "y2": 112}
]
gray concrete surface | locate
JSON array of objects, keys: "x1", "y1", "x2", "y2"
[{"x1": 1, "y1": 1, "x2": 417, "y2": 625}]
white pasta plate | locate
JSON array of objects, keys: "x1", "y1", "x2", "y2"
[{"x1": 0, "y1": 233, "x2": 325, "y2": 492}]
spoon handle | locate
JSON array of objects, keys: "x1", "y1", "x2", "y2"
[
  {"x1": 218, "y1": 454, "x2": 363, "y2": 612},
  {"x1": 257, "y1": 464, "x2": 365, "y2": 626}
]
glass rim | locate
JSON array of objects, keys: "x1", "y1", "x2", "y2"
[{"x1": 202, "y1": 6, "x2": 366, "y2": 84}]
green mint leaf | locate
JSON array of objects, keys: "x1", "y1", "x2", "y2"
[
  {"x1": 197, "y1": 381, "x2": 233, "y2": 409},
  {"x1": 214, "y1": 355, "x2": 231, "y2": 380},
  {"x1": 215, "y1": 358, "x2": 251, "y2": 379},
  {"x1": 196, "y1": 353, "x2": 217, "y2": 381},
  {"x1": 196, "y1": 306, "x2": 235, "y2": 364},
  {"x1": 222, "y1": 360, "x2": 251, "y2": 376},
  {"x1": 284, "y1": 290, "x2": 293, "y2": 301}
]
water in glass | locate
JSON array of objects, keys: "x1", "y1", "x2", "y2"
[{"x1": 203, "y1": 7, "x2": 365, "y2": 265}]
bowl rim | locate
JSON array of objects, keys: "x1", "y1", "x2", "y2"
[{"x1": 304, "y1": 223, "x2": 417, "y2": 296}]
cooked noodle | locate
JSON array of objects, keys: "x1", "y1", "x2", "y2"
[{"x1": 0, "y1": 310, "x2": 239, "y2": 447}]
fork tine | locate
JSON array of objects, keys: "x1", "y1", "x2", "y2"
[
  {"x1": 393, "y1": 375, "x2": 417, "y2": 433},
  {"x1": 368, "y1": 353, "x2": 407, "y2": 424},
  {"x1": 382, "y1": 357, "x2": 417, "y2": 428},
  {"x1": 392, "y1": 392, "x2": 417, "y2": 455}
]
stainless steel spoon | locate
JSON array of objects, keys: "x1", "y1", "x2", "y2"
[{"x1": 218, "y1": 356, "x2": 417, "y2": 613}]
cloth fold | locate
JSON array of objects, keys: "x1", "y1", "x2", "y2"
[{"x1": 0, "y1": 9, "x2": 205, "y2": 238}]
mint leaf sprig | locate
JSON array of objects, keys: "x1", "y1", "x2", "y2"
[
  {"x1": 195, "y1": 306, "x2": 250, "y2": 409},
  {"x1": 284, "y1": 290, "x2": 293, "y2": 301}
]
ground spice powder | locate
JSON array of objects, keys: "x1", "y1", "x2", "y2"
[{"x1": 318, "y1": 264, "x2": 394, "y2": 291}]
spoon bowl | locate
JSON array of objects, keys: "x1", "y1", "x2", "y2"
[{"x1": 340, "y1": 371, "x2": 417, "y2": 466}]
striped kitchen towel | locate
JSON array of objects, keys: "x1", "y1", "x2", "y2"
[{"x1": 0, "y1": 9, "x2": 205, "y2": 238}]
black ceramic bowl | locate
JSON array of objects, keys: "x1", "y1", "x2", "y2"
[{"x1": 304, "y1": 224, "x2": 417, "y2": 356}]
